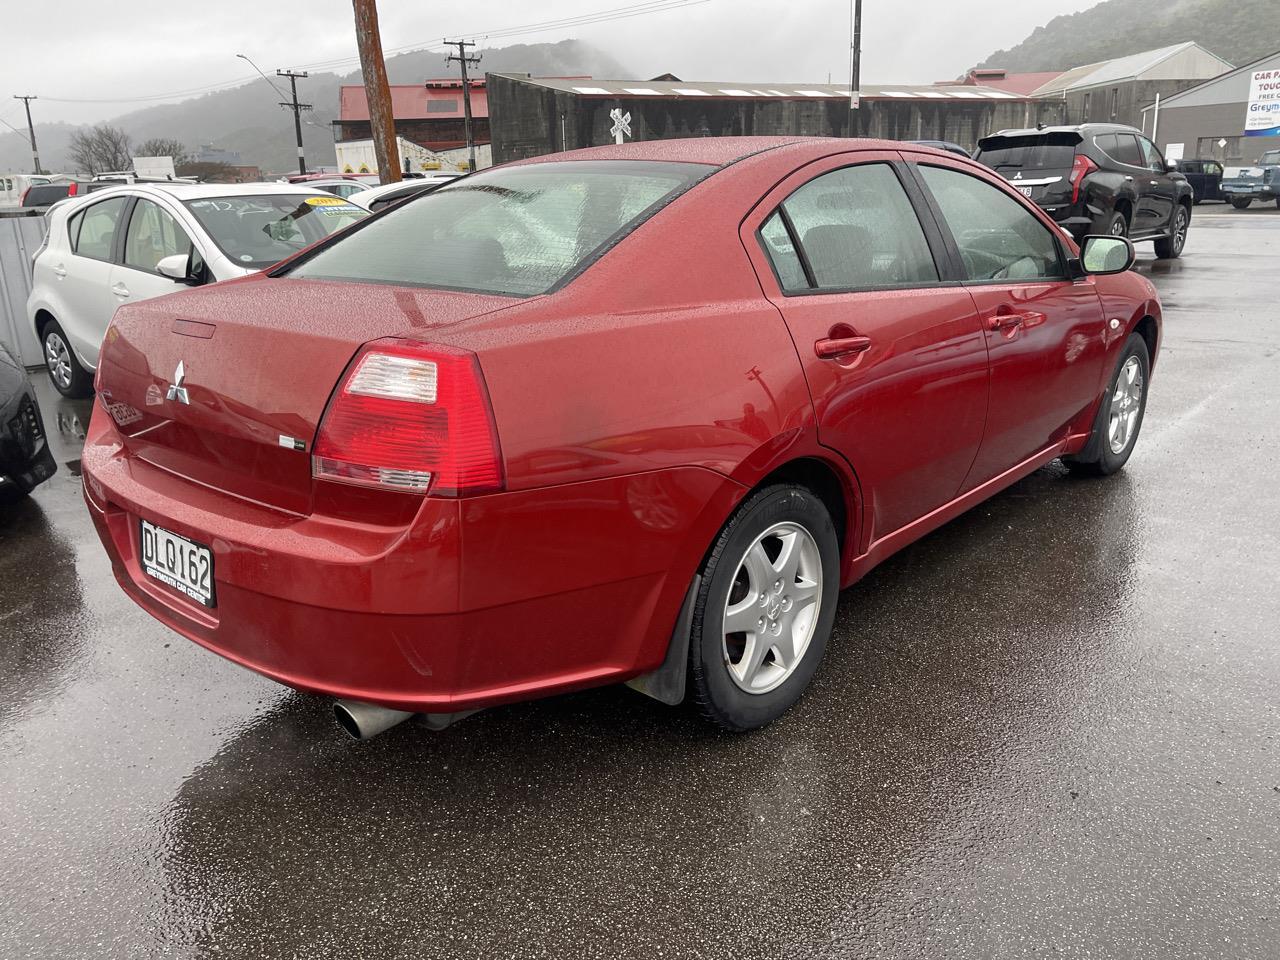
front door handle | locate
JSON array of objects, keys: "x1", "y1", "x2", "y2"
[
  {"x1": 815, "y1": 335, "x2": 872, "y2": 360},
  {"x1": 1124, "y1": 175, "x2": 1134, "y2": 182},
  {"x1": 111, "y1": 282, "x2": 130, "y2": 299},
  {"x1": 987, "y1": 310, "x2": 1046, "y2": 332}
]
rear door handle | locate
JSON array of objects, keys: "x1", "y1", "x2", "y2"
[
  {"x1": 815, "y1": 335, "x2": 872, "y2": 360},
  {"x1": 52, "y1": 264, "x2": 67, "y2": 279},
  {"x1": 1124, "y1": 176, "x2": 1134, "y2": 182},
  {"x1": 111, "y1": 282, "x2": 130, "y2": 299}
]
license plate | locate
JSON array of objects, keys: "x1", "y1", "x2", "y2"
[
  {"x1": 1016, "y1": 185, "x2": 1034, "y2": 198},
  {"x1": 140, "y1": 519, "x2": 215, "y2": 607}
]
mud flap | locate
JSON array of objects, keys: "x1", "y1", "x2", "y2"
[{"x1": 625, "y1": 574, "x2": 701, "y2": 706}]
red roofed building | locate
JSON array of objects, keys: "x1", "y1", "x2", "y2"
[
  {"x1": 334, "y1": 79, "x2": 490, "y2": 152},
  {"x1": 956, "y1": 68, "x2": 1066, "y2": 97}
]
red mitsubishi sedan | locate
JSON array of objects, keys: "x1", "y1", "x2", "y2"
[{"x1": 83, "y1": 138, "x2": 1160, "y2": 738}]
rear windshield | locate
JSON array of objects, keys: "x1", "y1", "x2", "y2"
[
  {"x1": 183, "y1": 194, "x2": 368, "y2": 269},
  {"x1": 285, "y1": 160, "x2": 711, "y2": 296},
  {"x1": 22, "y1": 184, "x2": 71, "y2": 206},
  {"x1": 1261, "y1": 151, "x2": 1280, "y2": 165},
  {"x1": 975, "y1": 134, "x2": 1080, "y2": 171}
]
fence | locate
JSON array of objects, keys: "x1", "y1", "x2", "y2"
[{"x1": 0, "y1": 212, "x2": 46, "y2": 367}]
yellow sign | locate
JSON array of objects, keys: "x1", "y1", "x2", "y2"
[{"x1": 304, "y1": 196, "x2": 348, "y2": 206}]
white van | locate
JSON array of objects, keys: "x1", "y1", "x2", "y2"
[{"x1": 0, "y1": 174, "x2": 54, "y2": 208}]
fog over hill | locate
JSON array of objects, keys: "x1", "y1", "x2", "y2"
[
  {"x1": 976, "y1": 0, "x2": 1275, "y2": 72},
  {"x1": 0, "y1": 40, "x2": 629, "y2": 175}
]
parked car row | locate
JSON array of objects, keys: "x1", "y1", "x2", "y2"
[
  {"x1": 68, "y1": 136, "x2": 1161, "y2": 740},
  {"x1": 1220, "y1": 149, "x2": 1280, "y2": 209}
]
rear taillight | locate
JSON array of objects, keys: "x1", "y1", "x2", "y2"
[
  {"x1": 1070, "y1": 154, "x2": 1097, "y2": 204},
  {"x1": 19, "y1": 187, "x2": 30, "y2": 205},
  {"x1": 67, "y1": 182, "x2": 78, "y2": 196},
  {"x1": 312, "y1": 338, "x2": 503, "y2": 496}
]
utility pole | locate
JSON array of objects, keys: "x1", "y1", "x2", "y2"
[
  {"x1": 848, "y1": 0, "x2": 862, "y2": 136},
  {"x1": 445, "y1": 39, "x2": 482, "y2": 172},
  {"x1": 352, "y1": 0, "x2": 401, "y2": 182},
  {"x1": 13, "y1": 95, "x2": 42, "y2": 174},
  {"x1": 276, "y1": 69, "x2": 312, "y2": 175}
]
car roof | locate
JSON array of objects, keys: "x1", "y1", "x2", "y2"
[
  {"x1": 511, "y1": 136, "x2": 967, "y2": 168},
  {"x1": 984, "y1": 122, "x2": 1142, "y2": 139},
  {"x1": 66, "y1": 182, "x2": 347, "y2": 202}
]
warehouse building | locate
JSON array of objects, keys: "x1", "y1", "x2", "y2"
[
  {"x1": 1140, "y1": 50, "x2": 1280, "y2": 164},
  {"x1": 486, "y1": 73, "x2": 1066, "y2": 163},
  {"x1": 332, "y1": 80, "x2": 489, "y2": 154},
  {"x1": 1028, "y1": 42, "x2": 1232, "y2": 130}
]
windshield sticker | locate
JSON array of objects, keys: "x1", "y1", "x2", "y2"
[{"x1": 304, "y1": 196, "x2": 348, "y2": 206}]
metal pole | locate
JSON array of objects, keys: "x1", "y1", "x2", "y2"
[
  {"x1": 848, "y1": 0, "x2": 862, "y2": 135},
  {"x1": 290, "y1": 74, "x2": 305, "y2": 174},
  {"x1": 13, "y1": 96, "x2": 41, "y2": 174},
  {"x1": 1151, "y1": 91, "x2": 1160, "y2": 145}
]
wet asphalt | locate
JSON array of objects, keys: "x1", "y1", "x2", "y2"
[{"x1": 2, "y1": 206, "x2": 1278, "y2": 959}]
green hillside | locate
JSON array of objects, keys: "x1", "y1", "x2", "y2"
[{"x1": 977, "y1": 0, "x2": 1278, "y2": 72}]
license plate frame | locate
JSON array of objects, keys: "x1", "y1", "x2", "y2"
[{"x1": 139, "y1": 518, "x2": 215, "y2": 607}]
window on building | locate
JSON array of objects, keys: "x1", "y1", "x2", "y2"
[
  {"x1": 1110, "y1": 88, "x2": 1118, "y2": 120},
  {"x1": 426, "y1": 100, "x2": 459, "y2": 113}
]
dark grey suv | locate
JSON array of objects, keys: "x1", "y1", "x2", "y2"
[{"x1": 975, "y1": 123, "x2": 1193, "y2": 259}]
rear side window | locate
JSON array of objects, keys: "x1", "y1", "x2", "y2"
[
  {"x1": 975, "y1": 134, "x2": 1079, "y2": 172},
  {"x1": 73, "y1": 196, "x2": 128, "y2": 261},
  {"x1": 758, "y1": 212, "x2": 806, "y2": 291},
  {"x1": 918, "y1": 166, "x2": 1064, "y2": 282},
  {"x1": 773, "y1": 163, "x2": 938, "y2": 291},
  {"x1": 287, "y1": 160, "x2": 710, "y2": 296},
  {"x1": 122, "y1": 199, "x2": 193, "y2": 273},
  {"x1": 1107, "y1": 134, "x2": 1144, "y2": 168}
]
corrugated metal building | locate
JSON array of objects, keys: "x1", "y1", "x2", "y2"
[
  {"x1": 1028, "y1": 42, "x2": 1233, "y2": 130},
  {"x1": 1140, "y1": 50, "x2": 1280, "y2": 164},
  {"x1": 487, "y1": 74, "x2": 1067, "y2": 163}
]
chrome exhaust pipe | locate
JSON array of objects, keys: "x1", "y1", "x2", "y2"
[{"x1": 333, "y1": 699, "x2": 415, "y2": 740}]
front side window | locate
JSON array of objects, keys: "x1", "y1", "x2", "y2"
[
  {"x1": 73, "y1": 196, "x2": 128, "y2": 261},
  {"x1": 287, "y1": 160, "x2": 709, "y2": 296},
  {"x1": 919, "y1": 165, "x2": 1064, "y2": 282},
  {"x1": 1137, "y1": 137, "x2": 1164, "y2": 172},
  {"x1": 774, "y1": 163, "x2": 938, "y2": 291},
  {"x1": 184, "y1": 194, "x2": 367, "y2": 270},
  {"x1": 123, "y1": 199, "x2": 193, "y2": 273}
]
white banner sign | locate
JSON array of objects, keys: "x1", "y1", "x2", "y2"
[{"x1": 1244, "y1": 68, "x2": 1280, "y2": 138}]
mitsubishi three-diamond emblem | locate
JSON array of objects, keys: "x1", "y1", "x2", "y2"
[{"x1": 166, "y1": 360, "x2": 190, "y2": 405}]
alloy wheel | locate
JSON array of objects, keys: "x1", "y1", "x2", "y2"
[
  {"x1": 1173, "y1": 209, "x2": 1188, "y2": 253},
  {"x1": 721, "y1": 521, "x2": 823, "y2": 694},
  {"x1": 1108, "y1": 356, "x2": 1144, "y2": 454},
  {"x1": 45, "y1": 332, "x2": 73, "y2": 391},
  {"x1": 1111, "y1": 216, "x2": 1128, "y2": 237}
]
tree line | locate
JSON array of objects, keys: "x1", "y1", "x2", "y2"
[{"x1": 67, "y1": 123, "x2": 237, "y2": 180}]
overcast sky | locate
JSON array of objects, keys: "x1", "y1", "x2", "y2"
[{"x1": 0, "y1": 0, "x2": 1100, "y2": 127}]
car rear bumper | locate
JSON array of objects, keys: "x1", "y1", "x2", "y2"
[
  {"x1": 82, "y1": 405, "x2": 736, "y2": 712},
  {"x1": 0, "y1": 387, "x2": 56, "y2": 495}
]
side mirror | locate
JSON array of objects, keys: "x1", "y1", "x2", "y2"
[
  {"x1": 1076, "y1": 235, "x2": 1136, "y2": 276},
  {"x1": 1164, "y1": 158, "x2": 1178, "y2": 172},
  {"x1": 156, "y1": 250, "x2": 206, "y2": 286}
]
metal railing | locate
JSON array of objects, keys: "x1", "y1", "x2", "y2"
[{"x1": 0, "y1": 211, "x2": 47, "y2": 367}]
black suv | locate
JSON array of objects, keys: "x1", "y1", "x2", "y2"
[{"x1": 974, "y1": 123, "x2": 1193, "y2": 259}]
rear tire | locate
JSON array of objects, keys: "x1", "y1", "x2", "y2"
[
  {"x1": 1098, "y1": 209, "x2": 1128, "y2": 237},
  {"x1": 1154, "y1": 205, "x2": 1189, "y2": 259},
  {"x1": 688, "y1": 484, "x2": 840, "y2": 732},
  {"x1": 41, "y1": 318, "x2": 93, "y2": 398},
  {"x1": 1230, "y1": 198, "x2": 1252, "y2": 210},
  {"x1": 1064, "y1": 333, "x2": 1150, "y2": 477}
]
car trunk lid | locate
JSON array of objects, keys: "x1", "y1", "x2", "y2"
[
  {"x1": 95, "y1": 276, "x2": 520, "y2": 515},
  {"x1": 975, "y1": 132, "x2": 1082, "y2": 206}
]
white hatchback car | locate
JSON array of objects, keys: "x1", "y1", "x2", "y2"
[{"x1": 27, "y1": 183, "x2": 367, "y2": 396}]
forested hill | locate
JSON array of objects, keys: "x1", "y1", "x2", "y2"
[{"x1": 976, "y1": 0, "x2": 1277, "y2": 72}]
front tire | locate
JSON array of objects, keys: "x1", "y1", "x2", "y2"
[
  {"x1": 1154, "y1": 205, "x2": 1189, "y2": 259},
  {"x1": 1230, "y1": 198, "x2": 1252, "y2": 210},
  {"x1": 1064, "y1": 333, "x2": 1151, "y2": 477},
  {"x1": 41, "y1": 318, "x2": 93, "y2": 398},
  {"x1": 689, "y1": 484, "x2": 840, "y2": 731}
]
